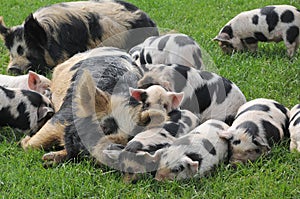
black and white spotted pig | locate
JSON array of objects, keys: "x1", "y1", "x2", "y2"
[
  {"x1": 289, "y1": 104, "x2": 300, "y2": 152},
  {"x1": 153, "y1": 119, "x2": 229, "y2": 181},
  {"x1": 214, "y1": 5, "x2": 300, "y2": 57},
  {"x1": 124, "y1": 109, "x2": 200, "y2": 153},
  {"x1": 0, "y1": 86, "x2": 54, "y2": 134},
  {"x1": 129, "y1": 33, "x2": 204, "y2": 70},
  {"x1": 138, "y1": 64, "x2": 246, "y2": 124},
  {"x1": 0, "y1": 0, "x2": 158, "y2": 74},
  {"x1": 219, "y1": 98, "x2": 290, "y2": 164}
]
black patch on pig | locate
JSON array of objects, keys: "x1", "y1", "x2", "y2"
[
  {"x1": 174, "y1": 35, "x2": 195, "y2": 46},
  {"x1": 254, "y1": 32, "x2": 268, "y2": 42},
  {"x1": 235, "y1": 104, "x2": 270, "y2": 118},
  {"x1": 261, "y1": 120, "x2": 281, "y2": 146},
  {"x1": 87, "y1": 13, "x2": 103, "y2": 41},
  {"x1": 280, "y1": 10, "x2": 294, "y2": 23},
  {"x1": 147, "y1": 143, "x2": 170, "y2": 152},
  {"x1": 158, "y1": 35, "x2": 170, "y2": 51},
  {"x1": 168, "y1": 109, "x2": 182, "y2": 123},
  {"x1": 294, "y1": 117, "x2": 300, "y2": 126},
  {"x1": 185, "y1": 152, "x2": 203, "y2": 166},
  {"x1": 139, "y1": 49, "x2": 146, "y2": 65},
  {"x1": 140, "y1": 92, "x2": 148, "y2": 104},
  {"x1": 286, "y1": 26, "x2": 299, "y2": 44},
  {"x1": 21, "y1": 90, "x2": 43, "y2": 107},
  {"x1": 0, "y1": 103, "x2": 30, "y2": 130},
  {"x1": 160, "y1": 132, "x2": 167, "y2": 138},
  {"x1": 0, "y1": 86, "x2": 15, "y2": 99},
  {"x1": 202, "y1": 138, "x2": 216, "y2": 155},
  {"x1": 273, "y1": 102, "x2": 287, "y2": 115},
  {"x1": 221, "y1": 25, "x2": 233, "y2": 39},
  {"x1": 252, "y1": 15, "x2": 259, "y2": 25},
  {"x1": 173, "y1": 65, "x2": 190, "y2": 92},
  {"x1": 200, "y1": 71, "x2": 214, "y2": 81},
  {"x1": 232, "y1": 140, "x2": 241, "y2": 145},
  {"x1": 146, "y1": 53, "x2": 152, "y2": 64},
  {"x1": 193, "y1": 48, "x2": 202, "y2": 68},
  {"x1": 225, "y1": 115, "x2": 235, "y2": 126},
  {"x1": 244, "y1": 37, "x2": 257, "y2": 44},
  {"x1": 182, "y1": 115, "x2": 192, "y2": 127},
  {"x1": 290, "y1": 110, "x2": 300, "y2": 125},
  {"x1": 260, "y1": 6, "x2": 278, "y2": 32},
  {"x1": 17, "y1": 45, "x2": 24, "y2": 56},
  {"x1": 236, "y1": 121, "x2": 259, "y2": 136},
  {"x1": 125, "y1": 141, "x2": 143, "y2": 153},
  {"x1": 163, "y1": 123, "x2": 180, "y2": 137}
]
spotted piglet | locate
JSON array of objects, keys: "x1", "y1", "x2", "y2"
[
  {"x1": 219, "y1": 98, "x2": 290, "y2": 164},
  {"x1": 289, "y1": 104, "x2": 300, "y2": 152},
  {"x1": 154, "y1": 119, "x2": 229, "y2": 181},
  {"x1": 129, "y1": 33, "x2": 204, "y2": 70},
  {"x1": 0, "y1": 86, "x2": 54, "y2": 134},
  {"x1": 214, "y1": 5, "x2": 300, "y2": 57},
  {"x1": 138, "y1": 64, "x2": 246, "y2": 124}
]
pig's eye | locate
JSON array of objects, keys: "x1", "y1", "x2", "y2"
[
  {"x1": 255, "y1": 148, "x2": 261, "y2": 153},
  {"x1": 17, "y1": 45, "x2": 24, "y2": 56},
  {"x1": 171, "y1": 164, "x2": 184, "y2": 173}
]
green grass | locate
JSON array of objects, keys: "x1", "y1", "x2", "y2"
[{"x1": 0, "y1": 0, "x2": 299, "y2": 198}]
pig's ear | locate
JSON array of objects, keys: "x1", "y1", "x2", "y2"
[
  {"x1": 218, "y1": 130, "x2": 233, "y2": 140},
  {"x1": 28, "y1": 71, "x2": 41, "y2": 91},
  {"x1": 0, "y1": 16, "x2": 9, "y2": 38},
  {"x1": 142, "y1": 148, "x2": 166, "y2": 162},
  {"x1": 24, "y1": 14, "x2": 47, "y2": 47},
  {"x1": 213, "y1": 33, "x2": 231, "y2": 42},
  {"x1": 169, "y1": 92, "x2": 184, "y2": 109},
  {"x1": 129, "y1": 87, "x2": 144, "y2": 101},
  {"x1": 103, "y1": 150, "x2": 121, "y2": 161}
]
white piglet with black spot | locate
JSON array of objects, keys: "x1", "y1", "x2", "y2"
[
  {"x1": 153, "y1": 119, "x2": 229, "y2": 181},
  {"x1": 219, "y1": 98, "x2": 290, "y2": 164},
  {"x1": 129, "y1": 33, "x2": 204, "y2": 70},
  {"x1": 214, "y1": 5, "x2": 300, "y2": 57},
  {"x1": 289, "y1": 104, "x2": 300, "y2": 152}
]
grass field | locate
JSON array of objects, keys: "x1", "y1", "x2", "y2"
[{"x1": 0, "y1": 0, "x2": 299, "y2": 198}]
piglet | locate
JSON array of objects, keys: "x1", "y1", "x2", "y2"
[{"x1": 214, "y1": 5, "x2": 300, "y2": 57}]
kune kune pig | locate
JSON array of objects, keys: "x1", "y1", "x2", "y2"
[
  {"x1": 0, "y1": 71, "x2": 51, "y2": 96},
  {"x1": 21, "y1": 47, "x2": 141, "y2": 163},
  {"x1": 0, "y1": 0, "x2": 158, "y2": 74},
  {"x1": 153, "y1": 119, "x2": 229, "y2": 181},
  {"x1": 289, "y1": 104, "x2": 300, "y2": 152},
  {"x1": 129, "y1": 33, "x2": 204, "y2": 70},
  {"x1": 0, "y1": 86, "x2": 54, "y2": 135},
  {"x1": 219, "y1": 98, "x2": 290, "y2": 165},
  {"x1": 138, "y1": 64, "x2": 246, "y2": 125},
  {"x1": 214, "y1": 5, "x2": 300, "y2": 57}
]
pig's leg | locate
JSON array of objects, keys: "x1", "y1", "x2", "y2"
[
  {"x1": 245, "y1": 43, "x2": 258, "y2": 53},
  {"x1": 284, "y1": 26, "x2": 300, "y2": 57},
  {"x1": 21, "y1": 120, "x2": 66, "y2": 150}
]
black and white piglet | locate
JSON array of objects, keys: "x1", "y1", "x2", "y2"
[
  {"x1": 219, "y1": 98, "x2": 290, "y2": 164},
  {"x1": 0, "y1": 86, "x2": 54, "y2": 133},
  {"x1": 129, "y1": 33, "x2": 204, "y2": 70},
  {"x1": 214, "y1": 5, "x2": 300, "y2": 57},
  {"x1": 154, "y1": 119, "x2": 229, "y2": 181},
  {"x1": 289, "y1": 104, "x2": 300, "y2": 152},
  {"x1": 138, "y1": 64, "x2": 246, "y2": 124}
]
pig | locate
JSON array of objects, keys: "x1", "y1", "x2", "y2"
[
  {"x1": 0, "y1": 86, "x2": 54, "y2": 134},
  {"x1": 153, "y1": 119, "x2": 229, "y2": 181},
  {"x1": 138, "y1": 63, "x2": 246, "y2": 125},
  {"x1": 214, "y1": 5, "x2": 300, "y2": 57},
  {"x1": 0, "y1": 71, "x2": 51, "y2": 96},
  {"x1": 129, "y1": 33, "x2": 204, "y2": 70},
  {"x1": 0, "y1": 0, "x2": 158, "y2": 74},
  {"x1": 289, "y1": 104, "x2": 300, "y2": 152},
  {"x1": 124, "y1": 109, "x2": 200, "y2": 153},
  {"x1": 219, "y1": 98, "x2": 290, "y2": 164}
]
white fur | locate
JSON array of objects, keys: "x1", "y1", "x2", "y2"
[{"x1": 289, "y1": 104, "x2": 300, "y2": 152}]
